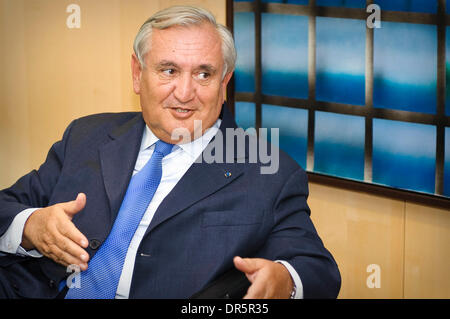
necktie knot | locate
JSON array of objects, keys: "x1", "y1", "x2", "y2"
[{"x1": 154, "y1": 140, "x2": 173, "y2": 158}]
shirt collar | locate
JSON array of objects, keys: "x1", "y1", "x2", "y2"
[{"x1": 140, "y1": 118, "x2": 222, "y2": 160}]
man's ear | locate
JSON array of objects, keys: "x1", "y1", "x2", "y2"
[
  {"x1": 131, "y1": 53, "x2": 142, "y2": 94},
  {"x1": 222, "y1": 71, "x2": 234, "y2": 91}
]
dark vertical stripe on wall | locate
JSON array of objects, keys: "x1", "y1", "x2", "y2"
[
  {"x1": 254, "y1": 0, "x2": 262, "y2": 131},
  {"x1": 307, "y1": 0, "x2": 317, "y2": 171},
  {"x1": 365, "y1": 0, "x2": 374, "y2": 183},
  {"x1": 436, "y1": 0, "x2": 446, "y2": 195}
]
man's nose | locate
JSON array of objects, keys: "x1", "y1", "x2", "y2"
[{"x1": 173, "y1": 73, "x2": 195, "y2": 103}]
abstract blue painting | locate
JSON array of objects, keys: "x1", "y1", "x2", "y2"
[
  {"x1": 314, "y1": 111, "x2": 365, "y2": 180},
  {"x1": 373, "y1": 22, "x2": 437, "y2": 114},
  {"x1": 316, "y1": 17, "x2": 366, "y2": 105},
  {"x1": 261, "y1": 13, "x2": 309, "y2": 99},
  {"x1": 233, "y1": 1, "x2": 447, "y2": 198},
  {"x1": 373, "y1": 119, "x2": 436, "y2": 194},
  {"x1": 262, "y1": 104, "x2": 309, "y2": 169}
]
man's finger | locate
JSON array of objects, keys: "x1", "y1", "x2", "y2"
[
  {"x1": 61, "y1": 193, "x2": 86, "y2": 217},
  {"x1": 47, "y1": 240, "x2": 88, "y2": 271},
  {"x1": 55, "y1": 229, "x2": 89, "y2": 262},
  {"x1": 58, "y1": 216, "x2": 89, "y2": 249}
]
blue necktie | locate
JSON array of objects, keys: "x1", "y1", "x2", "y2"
[{"x1": 65, "y1": 140, "x2": 173, "y2": 299}]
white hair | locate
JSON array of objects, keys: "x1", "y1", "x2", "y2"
[{"x1": 133, "y1": 6, "x2": 237, "y2": 79}]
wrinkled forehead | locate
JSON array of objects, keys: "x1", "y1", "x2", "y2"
[{"x1": 148, "y1": 24, "x2": 224, "y2": 68}]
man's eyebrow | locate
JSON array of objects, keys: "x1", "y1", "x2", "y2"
[
  {"x1": 196, "y1": 64, "x2": 217, "y2": 74},
  {"x1": 154, "y1": 61, "x2": 217, "y2": 73},
  {"x1": 154, "y1": 60, "x2": 179, "y2": 69}
]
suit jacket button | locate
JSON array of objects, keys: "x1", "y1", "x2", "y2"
[
  {"x1": 49, "y1": 280, "x2": 56, "y2": 288},
  {"x1": 89, "y1": 239, "x2": 101, "y2": 250}
]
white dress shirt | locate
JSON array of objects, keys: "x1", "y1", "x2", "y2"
[{"x1": 0, "y1": 118, "x2": 303, "y2": 299}]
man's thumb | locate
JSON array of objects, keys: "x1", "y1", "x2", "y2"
[
  {"x1": 234, "y1": 256, "x2": 260, "y2": 276},
  {"x1": 62, "y1": 193, "x2": 86, "y2": 217}
]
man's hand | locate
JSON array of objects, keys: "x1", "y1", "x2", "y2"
[
  {"x1": 233, "y1": 256, "x2": 294, "y2": 299},
  {"x1": 22, "y1": 193, "x2": 90, "y2": 270}
]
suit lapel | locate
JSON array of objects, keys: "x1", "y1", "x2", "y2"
[
  {"x1": 146, "y1": 160, "x2": 245, "y2": 234},
  {"x1": 99, "y1": 113, "x2": 145, "y2": 223}
]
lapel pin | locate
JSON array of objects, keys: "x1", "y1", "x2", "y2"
[{"x1": 224, "y1": 171, "x2": 232, "y2": 178}]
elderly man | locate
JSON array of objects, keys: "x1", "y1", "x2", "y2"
[{"x1": 0, "y1": 6, "x2": 340, "y2": 299}]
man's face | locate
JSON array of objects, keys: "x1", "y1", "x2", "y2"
[{"x1": 132, "y1": 23, "x2": 233, "y2": 143}]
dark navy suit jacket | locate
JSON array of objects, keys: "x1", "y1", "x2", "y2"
[{"x1": 0, "y1": 105, "x2": 340, "y2": 298}]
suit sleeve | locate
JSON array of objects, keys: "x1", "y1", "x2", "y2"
[
  {"x1": 256, "y1": 168, "x2": 341, "y2": 298},
  {"x1": 0, "y1": 120, "x2": 76, "y2": 237}
]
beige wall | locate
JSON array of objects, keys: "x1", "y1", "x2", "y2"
[
  {"x1": 309, "y1": 182, "x2": 450, "y2": 298},
  {"x1": 0, "y1": 0, "x2": 226, "y2": 188},
  {"x1": 1, "y1": 0, "x2": 449, "y2": 299}
]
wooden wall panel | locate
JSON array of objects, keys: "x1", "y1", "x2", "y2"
[
  {"x1": 0, "y1": 0, "x2": 32, "y2": 189},
  {"x1": 308, "y1": 182, "x2": 405, "y2": 298},
  {"x1": 404, "y1": 203, "x2": 450, "y2": 298}
]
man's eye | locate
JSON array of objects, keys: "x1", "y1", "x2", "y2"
[
  {"x1": 197, "y1": 72, "x2": 210, "y2": 80},
  {"x1": 162, "y1": 69, "x2": 176, "y2": 75}
]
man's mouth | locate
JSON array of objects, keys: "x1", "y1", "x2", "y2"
[
  {"x1": 168, "y1": 107, "x2": 195, "y2": 118},
  {"x1": 175, "y1": 108, "x2": 190, "y2": 113}
]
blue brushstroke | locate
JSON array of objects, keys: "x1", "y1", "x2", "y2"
[
  {"x1": 234, "y1": 12, "x2": 255, "y2": 93},
  {"x1": 235, "y1": 102, "x2": 256, "y2": 130},
  {"x1": 375, "y1": 0, "x2": 436, "y2": 13},
  {"x1": 262, "y1": 104, "x2": 308, "y2": 169},
  {"x1": 316, "y1": 0, "x2": 365, "y2": 8},
  {"x1": 373, "y1": 78, "x2": 436, "y2": 114},
  {"x1": 261, "y1": 13, "x2": 309, "y2": 99},
  {"x1": 373, "y1": 119, "x2": 436, "y2": 195},
  {"x1": 262, "y1": 71, "x2": 309, "y2": 99},
  {"x1": 373, "y1": 155, "x2": 435, "y2": 194},
  {"x1": 316, "y1": 73, "x2": 365, "y2": 106},
  {"x1": 316, "y1": 17, "x2": 366, "y2": 105},
  {"x1": 235, "y1": 70, "x2": 255, "y2": 93},
  {"x1": 374, "y1": 22, "x2": 437, "y2": 114},
  {"x1": 314, "y1": 112, "x2": 365, "y2": 181}
]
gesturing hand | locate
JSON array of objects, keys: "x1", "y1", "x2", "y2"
[
  {"x1": 233, "y1": 256, "x2": 294, "y2": 299},
  {"x1": 22, "y1": 193, "x2": 90, "y2": 271}
]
